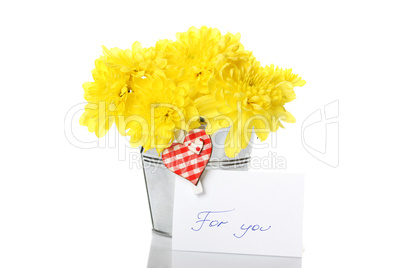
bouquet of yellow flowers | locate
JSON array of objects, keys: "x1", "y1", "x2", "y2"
[{"x1": 80, "y1": 26, "x2": 305, "y2": 157}]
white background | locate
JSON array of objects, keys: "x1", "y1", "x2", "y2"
[{"x1": 1, "y1": 0, "x2": 401, "y2": 267}]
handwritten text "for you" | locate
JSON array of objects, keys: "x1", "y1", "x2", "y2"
[{"x1": 191, "y1": 209, "x2": 272, "y2": 239}]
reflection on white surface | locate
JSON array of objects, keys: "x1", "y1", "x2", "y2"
[
  {"x1": 147, "y1": 233, "x2": 302, "y2": 268},
  {"x1": 147, "y1": 233, "x2": 172, "y2": 268}
]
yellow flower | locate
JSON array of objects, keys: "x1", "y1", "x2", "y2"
[
  {"x1": 80, "y1": 59, "x2": 133, "y2": 137},
  {"x1": 80, "y1": 41, "x2": 170, "y2": 138},
  {"x1": 101, "y1": 41, "x2": 168, "y2": 77},
  {"x1": 80, "y1": 28, "x2": 304, "y2": 158},
  {"x1": 196, "y1": 59, "x2": 306, "y2": 157},
  {"x1": 163, "y1": 26, "x2": 251, "y2": 98},
  {"x1": 125, "y1": 72, "x2": 200, "y2": 154}
]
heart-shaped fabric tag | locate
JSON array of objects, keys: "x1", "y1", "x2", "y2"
[{"x1": 162, "y1": 129, "x2": 212, "y2": 186}]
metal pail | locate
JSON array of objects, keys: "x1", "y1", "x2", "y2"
[{"x1": 140, "y1": 127, "x2": 253, "y2": 237}]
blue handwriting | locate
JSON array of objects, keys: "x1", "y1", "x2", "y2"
[
  {"x1": 191, "y1": 209, "x2": 235, "y2": 231},
  {"x1": 233, "y1": 224, "x2": 271, "y2": 238}
]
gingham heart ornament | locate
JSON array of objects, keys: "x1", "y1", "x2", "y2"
[{"x1": 162, "y1": 129, "x2": 212, "y2": 188}]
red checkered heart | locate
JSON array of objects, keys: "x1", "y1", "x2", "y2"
[{"x1": 162, "y1": 129, "x2": 212, "y2": 185}]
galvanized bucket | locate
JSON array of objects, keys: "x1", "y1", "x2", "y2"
[{"x1": 140, "y1": 127, "x2": 253, "y2": 237}]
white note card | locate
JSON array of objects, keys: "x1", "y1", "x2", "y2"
[{"x1": 172, "y1": 170, "x2": 304, "y2": 257}]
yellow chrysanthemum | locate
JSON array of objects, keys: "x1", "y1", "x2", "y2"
[
  {"x1": 80, "y1": 41, "x2": 170, "y2": 137},
  {"x1": 196, "y1": 59, "x2": 306, "y2": 157},
  {"x1": 79, "y1": 59, "x2": 133, "y2": 137},
  {"x1": 101, "y1": 41, "x2": 168, "y2": 77},
  {"x1": 163, "y1": 26, "x2": 251, "y2": 98},
  {"x1": 125, "y1": 72, "x2": 200, "y2": 154},
  {"x1": 80, "y1": 28, "x2": 305, "y2": 157}
]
